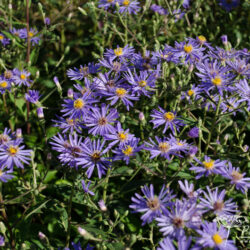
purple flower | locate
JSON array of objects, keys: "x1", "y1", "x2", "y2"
[
  {"x1": 50, "y1": 133, "x2": 84, "y2": 168},
  {"x1": 144, "y1": 136, "x2": 181, "y2": 160},
  {"x1": 25, "y1": 90, "x2": 41, "y2": 104},
  {"x1": 76, "y1": 139, "x2": 111, "y2": 178},
  {"x1": 226, "y1": 58, "x2": 250, "y2": 77},
  {"x1": 172, "y1": 39, "x2": 205, "y2": 63},
  {"x1": 220, "y1": 162, "x2": 250, "y2": 194},
  {"x1": 150, "y1": 107, "x2": 185, "y2": 134},
  {"x1": 0, "y1": 139, "x2": 32, "y2": 169},
  {"x1": 0, "y1": 166, "x2": 14, "y2": 182},
  {"x1": 10, "y1": 28, "x2": 25, "y2": 38},
  {"x1": 187, "y1": 127, "x2": 199, "y2": 138},
  {"x1": 104, "y1": 86, "x2": 139, "y2": 111},
  {"x1": 156, "y1": 200, "x2": 197, "y2": 238},
  {"x1": 112, "y1": 138, "x2": 142, "y2": 164},
  {"x1": 85, "y1": 104, "x2": 119, "y2": 136},
  {"x1": 198, "y1": 186, "x2": 237, "y2": 217},
  {"x1": 158, "y1": 236, "x2": 192, "y2": 250},
  {"x1": 99, "y1": 57, "x2": 128, "y2": 73},
  {"x1": 13, "y1": 69, "x2": 32, "y2": 87},
  {"x1": 19, "y1": 28, "x2": 40, "y2": 45},
  {"x1": 235, "y1": 79, "x2": 250, "y2": 110},
  {"x1": 0, "y1": 33, "x2": 10, "y2": 46},
  {"x1": 187, "y1": 146, "x2": 198, "y2": 158},
  {"x1": 218, "y1": 0, "x2": 240, "y2": 12},
  {"x1": 52, "y1": 116, "x2": 84, "y2": 134},
  {"x1": 150, "y1": 4, "x2": 168, "y2": 15},
  {"x1": 0, "y1": 78, "x2": 11, "y2": 94},
  {"x1": 129, "y1": 184, "x2": 175, "y2": 225},
  {"x1": 98, "y1": 0, "x2": 117, "y2": 9},
  {"x1": 104, "y1": 122, "x2": 134, "y2": 147},
  {"x1": 61, "y1": 92, "x2": 97, "y2": 119},
  {"x1": 196, "y1": 60, "x2": 233, "y2": 95},
  {"x1": 0, "y1": 128, "x2": 13, "y2": 146},
  {"x1": 181, "y1": 85, "x2": 202, "y2": 103},
  {"x1": 124, "y1": 70, "x2": 156, "y2": 97},
  {"x1": 182, "y1": 0, "x2": 190, "y2": 9},
  {"x1": 104, "y1": 45, "x2": 135, "y2": 60},
  {"x1": 81, "y1": 180, "x2": 95, "y2": 196},
  {"x1": 195, "y1": 221, "x2": 237, "y2": 249},
  {"x1": 178, "y1": 180, "x2": 201, "y2": 201},
  {"x1": 118, "y1": 0, "x2": 141, "y2": 15},
  {"x1": 190, "y1": 156, "x2": 226, "y2": 179},
  {"x1": 67, "y1": 63, "x2": 100, "y2": 80}
]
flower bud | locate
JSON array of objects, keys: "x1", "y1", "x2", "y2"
[
  {"x1": 53, "y1": 76, "x2": 62, "y2": 92},
  {"x1": 38, "y1": 231, "x2": 46, "y2": 240},
  {"x1": 139, "y1": 112, "x2": 145, "y2": 121},
  {"x1": 98, "y1": 200, "x2": 107, "y2": 212},
  {"x1": 37, "y1": 107, "x2": 44, "y2": 119},
  {"x1": 221, "y1": 35, "x2": 228, "y2": 45},
  {"x1": 16, "y1": 128, "x2": 22, "y2": 138},
  {"x1": 78, "y1": 227, "x2": 87, "y2": 236},
  {"x1": 67, "y1": 88, "x2": 74, "y2": 98}
]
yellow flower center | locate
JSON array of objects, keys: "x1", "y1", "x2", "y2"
[
  {"x1": 212, "y1": 233, "x2": 223, "y2": 245},
  {"x1": 0, "y1": 81, "x2": 8, "y2": 88},
  {"x1": 161, "y1": 54, "x2": 169, "y2": 59},
  {"x1": 4, "y1": 71, "x2": 12, "y2": 79},
  {"x1": 187, "y1": 90, "x2": 194, "y2": 96},
  {"x1": 67, "y1": 119, "x2": 74, "y2": 125},
  {"x1": 198, "y1": 35, "x2": 206, "y2": 43},
  {"x1": 122, "y1": 146, "x2": 133, "y2": 156},
  {"x1": 212, "y1": 77, "x2": 222, "y2": 86},
  {"x1": 20, "y1": 74, "x2": 26, "y2": 80},
  {"x1": 0, "y1": 35, "x2": 3, "y2": 40},
  {"x1": 0, "y1": 169, "x2": 2, "y2": 176},
  {"x1": 118, "y1": 132, "x2": 127, "y2": 141},
  {"x1": 8, "y1": 146, "x2": 18, "y2": 156},
  {"x1": 28, "y1": 32, "x2": 34, "y2": 37},
  {"x1": 184, "y1": 44, "x2": 193, "y2": 54},
  {"x1": 177, "y1": 142, "x2": 183, "y2": 146},
  {"x1": 74, "y1": 99, "x2": 84, "y2": 109},
  {"x1": 114, "y1": 47, "x2": 123, "y2": 56},
  {"x1": 107, "y1": 0, "x2": 113, "y2": 2},
  {"x1": 203, "y1": 160, "x2": 214, "y2": 169},
  {"x1": 164, "y1": 112, "x2": 175, "y2": 121},
  {"x1": 123, "y1": 0, "x2": 130, "y2": 6},
  {"x1": 158, "y1": 142, "x2": 170, "y2": 153},
  {"x1": 138, "y1": 80, "x2": 147, "y2": 87},
  {"x1": 116, "y1": 88, "x2": 127, "y2": 97}
]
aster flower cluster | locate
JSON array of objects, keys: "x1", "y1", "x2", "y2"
[
  {"x1": 0, "y1": 128, "x2": 32, "y2": 183},
  {"x1": 50, "y1": 36, "x2": 249, "y2": 249}
]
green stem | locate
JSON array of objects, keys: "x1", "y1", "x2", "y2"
[
  {"x1": 103, "y1": 168, "x2": 111, "y2": 202},
  {"x1": 205, "y1": 96, "x2": 222, "y2": 154},
  {"x1": 65, "y1": 179, "x2": 76, "y2": 247}
]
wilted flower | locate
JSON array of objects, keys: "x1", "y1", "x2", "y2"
[{"x1": 81, "y1": 180, "x2": 95, "y2": 196}]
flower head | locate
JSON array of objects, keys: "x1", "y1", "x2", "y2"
[
  {"x1": 130, "y1": 184, "x2": 175, "y2": 225},
  {"x1": 195, "y1": 221, "x2": 237, "y2": 249}
]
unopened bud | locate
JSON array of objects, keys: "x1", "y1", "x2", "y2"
[
  {"x1": 139, "y1": 112, "x2": 145, "y2": 121},
  {"x1": 78, "y1": 227, "x2": 87, "y2": 236},
  {"x1": 16, "y1": 128, "x2": 22, "y2": 138},
  {"x1": 38, "y1": 231, "x2": 46, "y2": 240},
  {"x1": 53, "y1": 76, "x2": 62, "y2": 92},
  {"x1": 221, "y1": 35, "x2": 228, "y2": 45},
  {"x1": 67, "y1": 88, "x2": 73, "y2": 98},
  {"x1": 98, "y1": 200, "x2": 107, "y2": 212},
  {"x1": 37, "y1": 107, "x2": 44, "y2": 119}
]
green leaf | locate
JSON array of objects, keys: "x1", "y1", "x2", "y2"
[{"x1": 44, "y1": 170, "x2": 57, "y2": 183}]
